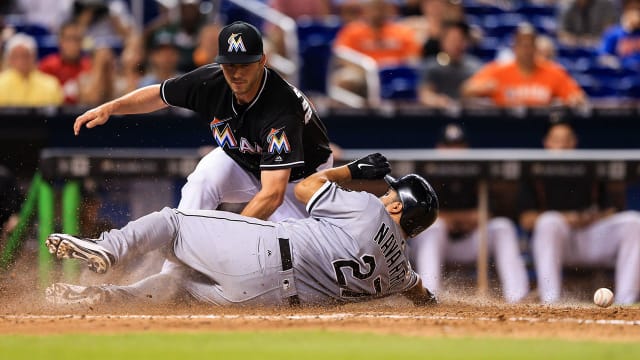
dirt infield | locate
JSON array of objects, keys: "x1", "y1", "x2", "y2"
[
  {"x1": 2, "y1": 295, "x2": 639, "y2": 341},
  {"x1": 1, "y1": 253, "x2": 639, "y2": 341}
]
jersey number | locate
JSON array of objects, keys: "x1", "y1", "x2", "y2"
[{"x1": 333, "y1": 255, "x2": 382, "y2": 298}]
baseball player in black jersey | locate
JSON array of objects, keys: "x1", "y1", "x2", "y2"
[{"x1": 74, "y1": 21, "x2": 332, "y2": 221}]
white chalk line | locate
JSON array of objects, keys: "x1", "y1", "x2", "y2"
[{"x1": 1, "y1": 313, "x2": 639, "y2": 326}]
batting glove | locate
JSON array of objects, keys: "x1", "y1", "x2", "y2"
[{"x1": 347, "y1": 153, "x2": 391, "y2": 180}]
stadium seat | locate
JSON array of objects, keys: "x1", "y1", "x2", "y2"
[
  {"x1": 464, "y1": 3, "x2": 507, "y2": 16},
  {"x1": 297, "y1": 16, "x2": 342, "y2": 93},
  {"x1": 378, "y1": 65, "x2": 419, "y2": 101},
  {"x1": 515, "y1": 3, "x2": 556, "y2": 17},
  {"x1": 557, "y1": 45, "x2": 597, "y2": 59},
  {"x1": 619, "y1": 76, "x2": 640, "y2": 98}
]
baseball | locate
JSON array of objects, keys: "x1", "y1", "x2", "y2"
[{"x1": 593, "y1": 288, "x2": 614, "y2": 308}]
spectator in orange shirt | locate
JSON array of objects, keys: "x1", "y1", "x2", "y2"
[
  {"x1": 461, "y1": 23, "x2": 586, "y2": 107},
  {"x1": 331, "y1": 0, "x2": 421, "y2": 97},
  {"x1": 39, "y1": 21, "x2": 92, "y2": 105}
]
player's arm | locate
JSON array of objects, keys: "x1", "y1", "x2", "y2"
[
  {"x1": 74, "y1": 85, "x2": 168, "y2": 135},
  {"x1": 294, "y1": 153, "x2": 391, "y2": 205},
  {"x1": 240, "y1": 169, "x2": 291, "y2": 220},
  {"x1": 402, "y1": 278, "x2": 438, "y2": 307}
]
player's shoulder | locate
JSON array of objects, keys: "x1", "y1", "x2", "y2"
[{"x1": 263, "y1": 68, "x2": 302, "y2": 101}]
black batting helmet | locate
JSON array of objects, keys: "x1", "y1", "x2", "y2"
[{"x1": 385, "y1": 174, "x2": 439, "y2": 237}]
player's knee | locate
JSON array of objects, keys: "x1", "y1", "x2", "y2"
[
  {"x1": 488, "y1": 217, "x2": 518, "y2": 236},
  {"x1": 534, "y1": 211, "x2": 565, "y2": 232}
]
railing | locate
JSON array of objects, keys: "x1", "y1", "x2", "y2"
[{"x1": 329, "y1": 46, "x2": 381, "y2": 108}]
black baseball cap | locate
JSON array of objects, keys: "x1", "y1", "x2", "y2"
[{"x1": 215, "y1": 21, "x2": 264, "y2": 64}]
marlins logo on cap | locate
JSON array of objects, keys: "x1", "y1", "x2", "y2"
[
  {"x1": 227, "y1": 33, "x2": 247, "y2": 53},
  {"x1": 215, "y1": 21, "x2": 264, "y2": 64}
]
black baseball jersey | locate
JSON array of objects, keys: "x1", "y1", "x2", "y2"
[{"x1": 160, "y1": 64, "x2": 332, "y2": 181}]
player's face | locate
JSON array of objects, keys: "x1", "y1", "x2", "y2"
[
  {"x1": 381, "y1": 188, "x2": 400, "y2": 206},
  {"x1": 544, "y1": 124, "x2": 577, "y2": 150},
  {"x1": 220, "y1": 55, "x2": 267, "y2": 104}
]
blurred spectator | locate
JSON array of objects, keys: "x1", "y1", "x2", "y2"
[
  {"x1": 418, "y1": 21, "x2": 481, "y2": 108},
  {"x1": 38, "y1": 21, "x2": 91, "y2": 105},
  {"x1": 270, "y1": 0, "x2": 331, "y2": 19},
  {"x1": 77, "y1": 35, "x2": 145, "y2": 106},
  {"x1": 599, "y1": 0, "x2": 640, "y2": 70},
  {"x1": 422, "y1": 0, "x2": 466, "y2": 59},
  {"x1": 333, "y1": 0, "x2": 365, "y2": 24},
  {"x1": 71, "y1": 0, "x2": 135, "y2": 50},
  {"x1": 461, "y1": 23, "x2": 586, "y2": 107},
  {"x1": 10, "y1": 0, "x2": 73, "y2": 33},
  {"x1": 520, "y1": 117, "x2": 640, "y2": 305},
  {"x1": 536, "y1": 34, "x2": 557, "y2": 61},
  {"x1": 76, "y1": 47, "x2": 118, "y2": 106},
  {"x1": 265, "y1": 0, "x2": 332, "y2": 56},
  {"x1": 0, "y1": 164, "x2": 20, "y2": 241},
  {"x1": 558, "y1": 0, "x2": 618, "y2": 47},
  {"x1": 138, "y1": 30, "x2": 181, "y2": 87},
  {"x1": 0, "y1": 33, "x2": 63, "y2": 106},
  {"x1": 192, "y1": 23, "x2": 221, "y2": 68},
  {"x1": 400, "y1": 0, "x2": 467, "y2": 58},
  {"x1": 118, "y1": 35, "x2": 146, "y2": 94},
  {"x1": 145, "y1": 0, "x2": 207, "y2": 73},
  {"x1": 410, "y1": 123, "x2": 530, "y2": 303},
  {"x1": 331, "y1": 0, "x2": 420, "y2": 96}
]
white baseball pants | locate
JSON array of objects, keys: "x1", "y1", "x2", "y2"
[
  {"x1": 533, "y1": 210, "x2": 640, "y2": 305},
  {"x1": 410, "y1": 217, "x2": 530, "y2": 303}
]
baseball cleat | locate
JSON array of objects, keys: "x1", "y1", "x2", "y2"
[
  {"x1": 46, "y1": 233, "x2": 115, "y2": 274},
  {"x1": 45, "y1": 283, "x2": 106, "y2": 306}
]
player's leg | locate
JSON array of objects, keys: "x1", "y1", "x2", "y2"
[
  {"x1": 178, "y1": 147, "x2": 260, "y2": 210},
  {"x1": 578, "y1": 211, "x2": 640, "y2": 304},
  {"x1": 531, "y1": 211, "x2": 571, "y2": 303},
  {"x1": 486, "y1": 217, "x2": 529, "y2": 303},
  {"x1": 46, "y1": 272, "x2": 188, "y2": 305},
  {"x1": 170, "y1": 209, "x2": 289, "y2": 305},
  {"x1": 409, "y1": 219, "x2": 447, "y2": 295},
  {"x1": 47, "y1": 207, "x2": 180, "y2": 273}
]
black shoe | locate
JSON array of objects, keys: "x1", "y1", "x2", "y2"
[
  {"x1": 46, "y1": 234, "x2": 115, "y2": 274},
  {"x1": 45, "y1": 283, "x2": 107, "y2": 306}
]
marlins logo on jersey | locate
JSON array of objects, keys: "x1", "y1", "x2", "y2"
[
  {"x1": 211, "y1": 118, "x2": 237, "y2": 149},
  {"x1": 227, "y1": 33, "x2": 247, "y2": 53},
  {"x1": 267, "y1": 127, "x2": 290, "y2": 154}
]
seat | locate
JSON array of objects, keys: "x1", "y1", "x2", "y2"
[
  {"x1": 378, "y1": 65, "x2": 419, "y2": 100},
  {"x1": 515, "y1": 3, "x2": 557, "y2": 17},
  {"x1": 297, "y1": 17, "x2": 342, "y2": 93}
]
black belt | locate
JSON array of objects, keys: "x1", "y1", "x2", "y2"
[{"x1": 278, "y1": 238, "x2": 300, "y2": 306}]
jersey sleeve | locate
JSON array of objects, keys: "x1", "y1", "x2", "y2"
[
  {"x1": 259, "y1": 110, "x2": 305, "y2": 170},
  {"x1": 306, "y1": 182, "x2": 373, "y2": 226},
  {"x1": 160, "y1": 65, "x2": 217, "y2": 111}
]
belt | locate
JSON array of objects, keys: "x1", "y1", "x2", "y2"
[{"x1": 278, "y1": 238, "x2": 300, "y2": 306}]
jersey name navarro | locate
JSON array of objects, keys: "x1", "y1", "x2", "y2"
[{"x1": 160, "y1": 64, "x2": 331, "y2": 181}]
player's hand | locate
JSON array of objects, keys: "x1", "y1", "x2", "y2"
[
  {"x1": 347, "y1": 153, "x2": 391, "y2": 180},
  {"x1": 73, "y1": 103, "x2": 113, "y2": 135}
]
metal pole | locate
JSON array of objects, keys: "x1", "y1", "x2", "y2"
[
  {"x1": 476, "y1": 179, "x2": 489, "y2": 297},
  {"x1": 38, "y1": 179, "x2": 55, "y2": 289},
  {"x1": 62, "y1": 181, "x2": 81, "y2": 281}
]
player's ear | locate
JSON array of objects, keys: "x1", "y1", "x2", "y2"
[
  {"x1": 260, "y1": 54, "x2": 267, "y2": 65},
  {"x1": 386, "y1": 201, "x2": 403, "y2": 215}
]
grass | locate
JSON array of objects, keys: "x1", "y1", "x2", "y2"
[{"x1": 1, "y1": 330, "x2": 639, "y2": 360}]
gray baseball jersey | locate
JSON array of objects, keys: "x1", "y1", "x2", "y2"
[{"x1": 94, "y1": 182, "x2": 419, "y2": 306}]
